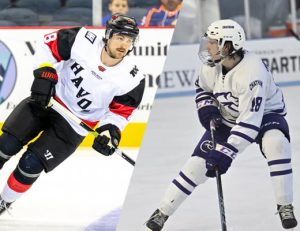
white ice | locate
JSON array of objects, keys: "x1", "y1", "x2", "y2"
[
  {"x1": 0, "y1": 148, "x2": 137, "y2": 231},
  {"x1": 116, "y1": 86, "x2": 300, "y2": 231}
]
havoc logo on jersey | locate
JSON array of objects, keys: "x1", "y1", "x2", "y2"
[
  {"x1": 249, "y1": 80, "x2": 263, "y2": 90},
  {"x1": 70, "y1": 62, "x2": 92, "y2": 111},
  {"x1": 130, "y1": 65, "x2": 139, "y2": 77},
  {"x1": 85, "y1": 31, "x2": 97, "y2": 44},
  {"x1": 200, "y1": 140, "x2": 213, "y2": 153}
]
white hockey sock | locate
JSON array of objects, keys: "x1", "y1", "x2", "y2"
[
  {"x1": 1, "y1": 184, "x2": 23, "y2": 203},
  {"x1": 262, "y1": 129, "x2": 293, "y2": 205},
  {"x1": 1, "y1": 173, "x2": 32, "y2": 203},
  {"x1": 159, "y1": 156, "x2": 208, "y2": 216}
]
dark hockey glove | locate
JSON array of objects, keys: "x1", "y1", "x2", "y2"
[
  {"x1": 197, "y1": 105, "x2": 222, "y2": 131},
  {"x1": 30, "y1": 66, "x2": 58, "y2": 108},
  {"x1": 92, "y1": 124, "x2": 121, "y2": 156},
  {"x1": 205, "y1": 142, "x2": 238, "y2": 178}
]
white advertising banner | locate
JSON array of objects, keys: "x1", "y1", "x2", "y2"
[
  {"x1": 245, "y1": 37, "x2": 300, "y2": 83},
  {"x1": 0, "y1": 28, "x2": 174, "y2": 123},
  {"x1": 156, "y1": 43, "x2": 201, "y2": 97},
  {"x1": 156, "y1": 37, "x2": 300, "y2": 98},
  {"x1": 2, "y1": 31, "x2": 300, "y2": 124}
]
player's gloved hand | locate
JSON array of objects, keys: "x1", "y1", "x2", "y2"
[
  {"x1": 197, "y1": 105, "x2": 222, "y2": 130},
  {"x1": 30, "y1": 66, "x2": 58, "y2": 108},
  {"x1": 92, "y1": 124, "x2": 121, "y2": 156},
  {"x1": 205, "y1": 142, "x2": 238, "y2": 177}
]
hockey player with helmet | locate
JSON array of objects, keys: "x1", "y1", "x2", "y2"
[
  {"x1": 0, "y1": 14, "x2": 145, "y2": 215},
  {"x1": 146, "y1": 19, "x2": 297, "y2": 230}
]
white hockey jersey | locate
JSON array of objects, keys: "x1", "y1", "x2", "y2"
[
  {"x1": 33, "y1": 27, "x2": 145, "y2": 136},
  {"x1": 196, "y1": 51, "x2": 286, "y2": 153}
]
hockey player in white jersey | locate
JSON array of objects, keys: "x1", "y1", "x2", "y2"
[
  {"x1": 0, "y1": 14, "x2": 145, "y2": 215},
  {"x1": 146, "y1": 19, "x2": 297, "y2": 230}
]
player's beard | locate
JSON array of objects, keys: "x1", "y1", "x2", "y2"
[{"x1": 106, "y1": 45, "x2": 127, "y2": 59}]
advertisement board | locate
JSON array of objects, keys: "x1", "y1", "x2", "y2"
[{"x1": 157, "y1": 37, "x2": 300, "y2": 98}]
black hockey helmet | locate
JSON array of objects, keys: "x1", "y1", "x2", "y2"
[{"x1": 105, "y1": 13, "x2": 139, "y2": 42}]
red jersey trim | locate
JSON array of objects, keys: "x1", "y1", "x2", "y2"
[
  {"x1": 54, "y1": 96, "x2": 98, "y2": 128},
  {"x1": 7, "y1": 173, "x2": 31, "y2": 193},
  {"x1": 109, "y1": 100, "x2": 135, "y2": 119},
  {"x1": 44, "y1": 32, "x2": 63, "y2": 62}
]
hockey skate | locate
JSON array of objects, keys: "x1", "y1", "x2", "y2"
[
  {"x1": 145, "y1": 209, "x2": 169, "y2": 231},
  {"x1": 0, "y1": 196, "x2": 12, "y2": 216},
  {"x1": 277, "y1": 204, "x2": 298, "y2": 229}
]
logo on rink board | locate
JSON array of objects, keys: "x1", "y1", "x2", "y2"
[{"x1": 0, "y1": 41, "x2": 17, "y2": 105}]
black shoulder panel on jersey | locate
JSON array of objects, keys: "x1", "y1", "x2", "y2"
[
  {"x1": 113, "y1": 78, "x2": 145, "y2": 108},
  {"x1": 57, "y1": 27, "x2": 82, "y2": 60}
]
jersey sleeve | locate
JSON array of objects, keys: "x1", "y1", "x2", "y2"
[
  {"x1": 100, "y1": 78, "x2": 145, "y2": 131},
  {"x1": 227, "y1": 66, "x2": 267, "y2": 153},
  {"x1": 195, "y1": 65, "x2": 219, "y2": 111},
  {"x1": 32, "y1": 27, "x2": 82, "y2": 68}
]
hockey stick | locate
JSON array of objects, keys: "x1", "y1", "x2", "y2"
[
  {"x1": 289, "y1": 29, "x2": 300, "y2": 41},
  {"x1": 48, "y1": 98, "x2": 135, "y2": 166},
  {"x1": 210, "y1": 120, "x2": 227, "y2": 231}
]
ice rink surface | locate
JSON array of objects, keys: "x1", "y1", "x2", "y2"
[
  {"x1": 0, "y1": 147, "x2": 138, "y2": 231},
  {"x1": 117, "y1": 86, "x2": 300, "y2": 231}
]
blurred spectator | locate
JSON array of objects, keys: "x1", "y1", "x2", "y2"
[
  {"x1": 141, "y1": 0, "x2": 182, "y2": 27},
  {"x1": 60, "y1": 0, "x2": 68, "y2": 7},
  {"x1": 8, "y1": 0, "x2": 18, "y2": 8},
  {"x1": 102, "y1": 0, "x2": 129, "y2": 26}
]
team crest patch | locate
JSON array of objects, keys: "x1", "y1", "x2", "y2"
[
  {"x1": 85, "y1": 31, "x2": 97, "y2": 44},
  {"x1": 200, "y1": 140, "x2": 213, "y2": 153},
  {"x1": 249, "y1": 80, "x2": 263, "y2": 90},
  {"x1": 130, "y1": 65, "x2": 139, "y2": 77},
  {"x1": 98, "y1": 65, "x2": 106, "y2": 72}
]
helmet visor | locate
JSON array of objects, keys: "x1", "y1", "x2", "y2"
[{"x1": 198, "y1": 36, "x2": 215, "y2": 67}]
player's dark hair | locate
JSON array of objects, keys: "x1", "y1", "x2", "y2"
[
  {"x1": 225, "y1": 41, "x2": 245, "y2": 60},
  {"x1": 102, "y1": 13, "x2": 139, "y2": 55}
]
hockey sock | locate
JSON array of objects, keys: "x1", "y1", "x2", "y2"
[
  {"x1": 1, "y1": 150, "x2": 43, "y2": 203},
  {"x1": 1, "y1": 173, "x2": 33, "y2": 203},
  {"x1": 262, "y1": 129, "x2": 293, "y2": 205},
  {"x1": 159, "y1": 156, "x2": 208, "y2": 216}
]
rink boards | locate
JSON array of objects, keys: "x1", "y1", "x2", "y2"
[{"x1": 1, "y1": 29, "x2": 300, "y2": 148}]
